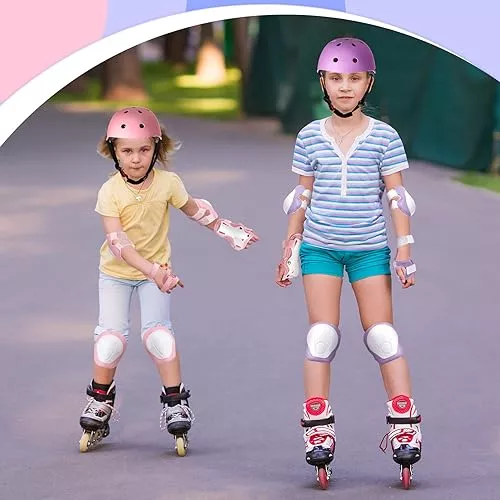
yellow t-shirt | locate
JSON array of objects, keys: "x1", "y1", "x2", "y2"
[{"x1": 95, "y1": 168, "x2": 189, "y2": 280}]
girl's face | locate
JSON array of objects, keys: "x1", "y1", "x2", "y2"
[
  {"x1": 322, "y1": 72, "x2": 372, "y2": 114},
  {"x1": 114, "y1": 137, "x2": 155, "y2": 180}
]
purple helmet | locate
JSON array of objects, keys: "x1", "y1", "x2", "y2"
[{"x1": 317, "y1": 37, "x2": 376, "y2": 74}]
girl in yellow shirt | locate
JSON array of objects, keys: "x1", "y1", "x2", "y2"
[{"x1": 79, "y1": 107, "x2": 259, "y2": 454}]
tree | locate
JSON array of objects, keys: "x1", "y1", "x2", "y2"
[
  {"x1": 162, "y1": 29, "x2": 189, "y2": 70},
  {"x1": 232, "y1": 18, "x2": 252, "y2": 116},
  {"x1": 100, "y1": 47, "x2": 148, "y2": 101},
  {"x1": 233, "y1": 18, "x2": 251, "y2": 76},
  {"x1": 195, "y1": 22, "x2": 226, "y2": 85}
]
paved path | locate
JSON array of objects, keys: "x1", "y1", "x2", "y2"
[{"x1": 1, "y1": 105, "x2": 499, "y2": 499}]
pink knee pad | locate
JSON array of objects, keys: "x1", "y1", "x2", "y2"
[
  {"x1": 94, "y1": 330, "x2": 127, "y2": 368},
  {"x1": 141, "y1": 326, "x2": 176, "y2": 365}
]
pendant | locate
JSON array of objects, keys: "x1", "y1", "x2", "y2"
[{"x1": 135, "y1": 195, "x2": 142, "y2": 201}]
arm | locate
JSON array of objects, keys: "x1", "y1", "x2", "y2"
[
  {"x1": 284, "y1": 175, "x2": 314, "y2": 238},
  {"x1": 102, "y1": 216, "x2": 182, "y2": 292},
  {"x1": 102, "y1": 216, "x2": 155, "y2": 276},
  {"x1": 178, "y1": 195, "x2": 259, "y2": 251},
  {"x1": 178, "y1": 196, "x2": 219, "y2": 231},
  {"x1": 383, "y1": 172, "x2": 412, "y2": 256},
  {"x1": 383, "y1": 171, "x2": 416, "y2": 287},
  {"x1": 276, "y1": 175, "x2": 314, "y2": 287}
]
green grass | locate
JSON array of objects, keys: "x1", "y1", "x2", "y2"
[
  {"x1": 456, "y1": 171, "x2": 500, "y2": 194},
  {"x1": 51, "y1": 61, "x2": 242, "y2": 120}
]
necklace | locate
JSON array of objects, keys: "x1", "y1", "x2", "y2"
[
  {"x1": 122, "y1": 176, "x2": 147, "y2": 201},
  {"x1": 334, "y1": 126, "x2": 355, "y2": 144}
]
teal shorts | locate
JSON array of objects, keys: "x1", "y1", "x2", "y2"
[{"x1": 299, "y1": 241, "x2": 391, "y2": 283}]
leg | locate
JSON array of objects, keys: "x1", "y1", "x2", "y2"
[
  {"x1": 80, "y1": 273, "x2": 132, "y2": 436},
  {"x1": 351, "y1": 274, "x2": 411, "y2": 398},
  {"x1": 137, "y1": 280, "x2": 193, "y2": 445},
  {"x1": 93, "y1": 273, "x2": 132, "y2": 384},
  {"x1": 137, "y1": 279, "x2": 180, "y2": 387},
  {"x1": 303, "y1": 274, "x2": 343, "y2": 399},
  {"x1": 349, "y1": 249, "x2": 421, "y2": 468},
  {"x1": 299, "y1": 243, "x2": 344, "y2": 475}
]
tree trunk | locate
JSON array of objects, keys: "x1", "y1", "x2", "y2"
[
  {"x1": 233, "y1": 18, "x2": 250, "y2": 75},
  {"x1": 233, "y1": 18, "x2": 251, "y2": 117},
  {"x1": 200, "y1": 23, "x2": 214, "y2": 43},
  {"x1": 491, "y1": 85, "x2": 500, "y2": 175},
  {"x1": 101, "y1": 47, "x2": 148, "y2": 101},
  {"x1": 163, "y1": 29, "x2": 189, "y2": 69},
  {"x1": 195, "y1": 23, "x2": 226, "y2": 85},
  {"x1": 491, "y1": 131, "x2": 500, "y2": 175},
  {"x1": 62, "y1": 74, "x2": 89, "y2": 95}
]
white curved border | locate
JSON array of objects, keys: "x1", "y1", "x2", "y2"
[{"x1": 0, "y1": 4, "x2": 480, "y2": 146}]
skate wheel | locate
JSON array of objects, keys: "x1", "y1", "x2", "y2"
[
  {"x1": 401, "y1": 466, "x2": 411, "y2": 489},
  {"x1": 79, "y1": 432, "x2": 91, "y2": 453},
  {"x1": 317, "y1": 466, "x2": 329, "y2": 490},
  {"x1": 175, "y1": 436, "x2": 186, "y2": 457}
]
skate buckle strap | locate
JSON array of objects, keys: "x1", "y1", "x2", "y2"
[
  {"x1": 301, "y1": 415, "x2": 335, "y2": 428},
  {"x1": 386, "y1": 415, "x2": 422, "y2": 425},
  {"x1": 160, "y1": 388, "x2": 191, "y2": 405}
]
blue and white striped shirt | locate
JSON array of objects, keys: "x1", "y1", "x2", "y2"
[{"x1": 292, "y1": 117, "x2": 409, "y2": 251}]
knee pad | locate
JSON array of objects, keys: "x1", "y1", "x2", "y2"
[
  {"x1": 364, "y1": 322, "x2": 403, "y2": 364},
  {"x1": 94, "y1": 330, "x2": 127, "y2": 368},
  {"x1": 142, "y1": 325, "x2": 176, "y2": 365},
  {"x1": 386, "y1": 186, "x2": 416, "y2": 217},
  {"x1": 283, "y1": 185, "x2": 311, "y2": 215},
  {"x1": 306, "y1": 323, "x2": 341, "y2": 363}
]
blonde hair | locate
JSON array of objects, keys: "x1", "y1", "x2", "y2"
[{"x1": 97, "y1": 124, "x2": 179, "y2": 172}]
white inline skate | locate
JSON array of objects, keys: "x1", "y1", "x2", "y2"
[
  {"x1": 79, "y1": 381, "x2": 116, "y2": 452},
  {"x1": 380, "y1": 394, "x2": 422, "y2": 489},
  {"x1": 301, "y1": 397, "x2": 336, "y2": 490},
  {"x1": 160, "y1": 383, "x2": 195, "y2": 457}
]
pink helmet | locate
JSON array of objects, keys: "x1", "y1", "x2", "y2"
[
  {"x1": 106, "y1": 106, "x2": 162, "y2": 140},
  {"x1": 317, "y1": 38, "x2": 376, "y2": 74}
]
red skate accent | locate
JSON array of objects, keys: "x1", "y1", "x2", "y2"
[
  {"x1": 309, "y1": 433, "x2": 328, "y2": 446},
  {"x1": 305, "y1": 397, "x2": 326, "y2": 416},
  {"x1": 395, "y1": 430, "x2": 417, "y2": 444},
  {"x1": 391, "y1": 395, "x2": 411, "y2": 414}
]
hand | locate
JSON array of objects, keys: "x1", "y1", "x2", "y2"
[
  {"x1": 245, "y1": 231, "x2": 260, "y2": 249},
  {"x1": 275, "y1": 233, "x2": 302, "y2": 287},
  {"x1": 237, "y1": 224, "x2": 259, "y2": 249},
  {"x1": 149, "y1": 263, "x2": 184, "y2": 293},
  {"x1": 275, "y1": 261, "x2": 292, "y2": 287},
  {"x1": 393, "y1": 249, "x2": 415, "y2": 289},
  {"x1": 214, "y1": 219, "x2": 260, "y2": 251},
  {"x1": 158, "y1": 264, "x2": 184, "y2": 293}
]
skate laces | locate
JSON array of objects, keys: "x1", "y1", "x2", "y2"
[
  {"x1": 85, "y1": 396, "x2": 120, "y2": 422},
  {"x1": 305, "y1": 424, "x2": 336, "y2": 450},
  {"x1": 379, "y1": 424, "x2": 419, "y2": 453},
  {"x1": 305, "y1": 424, "x2": 335, "y2": 438},
  {"x1": 160, "y1": 403, "x2": 195, "y2": 431}
]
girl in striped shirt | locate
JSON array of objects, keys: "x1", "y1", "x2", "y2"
[{"x1": 276, "y1": 38, "x2": 422, "y2": 489}]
